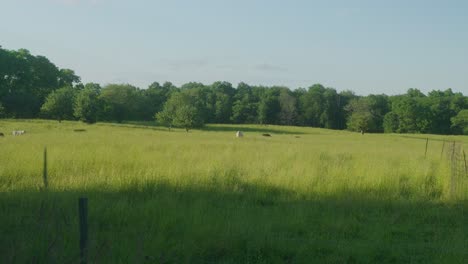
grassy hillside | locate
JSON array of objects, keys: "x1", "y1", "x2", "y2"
[{"x1": 0, "y1": 119, "x2": 467, "y2": 263}]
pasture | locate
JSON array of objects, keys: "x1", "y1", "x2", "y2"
[{"x1": 0, "y1": 119, "x2": 467, "y2": 263}]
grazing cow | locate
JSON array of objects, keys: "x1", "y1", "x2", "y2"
[
  {"x1": 236, "y1": 131, "x2": 244, "y2": 138},
  {"x1": 0, "y1": 132, "x2": 4, "y2": 137},
  {"x1": 262, "y1": 133, "x2": 271, "y2": 137},
  {"x1": 12, "y1": 130, "x2": 25, "y2": 136}
]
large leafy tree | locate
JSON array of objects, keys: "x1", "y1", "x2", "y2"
[
  {"x1": 278, "y1": 88, "x2": 297, "y2": 125},
  {"x1": 258, "y1": 88, "x2": 280, "y2": 125},
  {"x1": 58, "y1": 69, "x2": 81, "y2": 87},
  {"x1": 345, "y1": 98, "x2": 378, "y2": 132},
  {"x1": 99, "y1": 84, "x2": 145, "y2": 122},
  {"x1": 74, "y1": 83, "x2": 102, "y2": 123},
  {"x1": 390, "y1": 93, "x2": 431, "y2": 133},
  {"x1": 299, "y1": 84, "x2": 325, "y2": 127},
  {"x1": 156, "y1": 91, "x2": 204, "y2": 132},
  {"x1": 143, "y1": 81, "x2": 176, "y2": 120},
  {"x1": 40, "y1": 86, "x2": 77, "y2": 122},
  {"x1": 383, "y1": 112, "x2": 399, "y2": 133},
  {"x1": 0, "y1": 47, "x2": 79, "y2": 118},
  {"x1": 0, "y1": 103, "x2": 5, "y2": 118},
  {"x1": 231, "y1": 82, "x2": 258, "y2": 124},
  {"x1": 451, "y1": 109, "x2": 468, "y2": 135}
]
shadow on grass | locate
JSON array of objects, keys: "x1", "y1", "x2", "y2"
[
  {"x1": 1, "y1": 183, "x2": 467, "y2": 263},
  {"x1": 96, "y1": 121, "x2": 172, "y2": 132},
  {"x1": 98, "y1": 121, "x2": 309, "y2": 135},
  {"x1": 201, "y1": 125, "x2": 307, "y2": 135}
]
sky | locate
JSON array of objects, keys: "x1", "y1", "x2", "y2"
[{"x1": 1, "y1": 0, "x2": 467, "y2": 95}]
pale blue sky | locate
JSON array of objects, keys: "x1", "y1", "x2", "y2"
[{"x1": 1, "y1": 0, "x2": 467, "y2": 94}]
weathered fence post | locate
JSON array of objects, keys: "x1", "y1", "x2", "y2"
[
  {"x1": 424, "y1": 138, "x2": 429, "y2": 158},
  {"x1": 79, "y1": 197, "x2": 88, "y2": 264},
  {"x1": 43, "y1": 147, "x2": 48, "y2": 189},
  {"x1": 463, "y1": 149, "x2": 467, "y2": 176},
  {"x1": 450, "y1": 142, "x2": 457, "y2": 198},
  {"x1": 440, "y1": 140, "x2": 445, "y2": 160}
]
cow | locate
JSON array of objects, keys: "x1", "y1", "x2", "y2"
[
  {"x1": 12, "y1": 130, "x2": 25, "y2": 136},
  {"x1": 0, "y1": 132, "x2": 4, "y2": 137},
  {"x1": 262, "y1": 133, "x2": 271, "y2": 137},
  {"x1": 236, "y1": 131, "x2": 244, "y2": 138}
]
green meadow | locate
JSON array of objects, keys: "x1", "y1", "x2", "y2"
[{"x1": 0, "y1": 119, "x2": 467, "y2": 263}]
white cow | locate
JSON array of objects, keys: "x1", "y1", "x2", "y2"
[
  {"x1": 236, "y1": 131, "x2": 244, "y2": 138},
  {"x1": 12, "y1": 130, "x2": 25, "y2": 136}
]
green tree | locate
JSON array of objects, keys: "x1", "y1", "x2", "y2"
[
  {"x1": 345, "y1": 98, "x2": 379, "y2": 132},
  {"x1": 58, "y1": 69, "x2": 81, "y2": 87},
  {"x1": 156, "y1": 92, "x2": 204, "y2": 132},
  {"x1": 451, "y1": 109, "x2": 468, "y2": 135},
  {"x1": 231, "y1": 82, "x2": 258, "y2": 124},
  {"x1": 0, "y1": 103, "x2": 5, "y2": 118},
  {"x1": 74, "y1": 83, "x2": 102, "y2": 123},
  {"x1": 390, "y1": 95, "x2": 431, "y2": 133},
  {"x1": 211, "y1": 81, "x2": 235, "y2": 123},
  {"x1": 99, "y1": 84, "x2": 145, "y2": 122},
  {"x1": 144, "y1": 81, "x2": 176, "y2": 120},
  {"x1": 278, "y1": 88, "x2": 297, "y2": 125},
  {"x1": 0, "y1": 48, "x2": 62, "y2": 117},
  {"x1": 40, "y1": 86, "x2": 76, "y2": 122},
  {"x1": 299, "y1": 84, "x2": 325, "y2": 127},
  {"x1": 258, "y1": 89, "x2": 280, "y2": 125},
  {"x1": 383, "y1": 112, "x2": 399, "y2": 133}
]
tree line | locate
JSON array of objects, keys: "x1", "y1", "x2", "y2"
[{"x1": 1, "y1": 47, "x2": 467, "y2": 134}]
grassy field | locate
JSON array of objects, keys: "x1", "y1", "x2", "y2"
[{"x1": 0, "y1": 119, "x2": 467, "y2": 263}]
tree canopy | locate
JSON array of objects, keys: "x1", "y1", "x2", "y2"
[{"x1": 1, "y1": 47, "x2": 467, "y2": 135}]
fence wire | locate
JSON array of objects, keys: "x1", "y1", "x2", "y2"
[{"x1": 445, "y1": 141, "x2": 468, "y2": 199}]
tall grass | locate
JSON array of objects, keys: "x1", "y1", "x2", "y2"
[{"x1": 0, "y1": 119, "x2": 467, "y2": 263}]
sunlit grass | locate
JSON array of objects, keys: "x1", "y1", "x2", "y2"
[{"x1": 0, "y1": 119, "x2": 467, "y2": 263}]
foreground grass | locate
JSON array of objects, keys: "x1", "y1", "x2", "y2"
[{"x1": 0, "y1": 119, "x2": 467, "y2": 263}]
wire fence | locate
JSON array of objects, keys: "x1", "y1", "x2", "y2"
[{"x1": 445, "y1": 141, "x2": 468, "y2": 199}]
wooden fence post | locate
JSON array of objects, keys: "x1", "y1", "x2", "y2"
[
  {"x1": 450, "y1": 142, "x2": 456, "y2": 198},
  {"x1": 463, "y1": 150, "x2": 467, "y2": 176},
  {"x1": 79, "y1": 198, "x2": 88, "y2": 264},
  {"x1": 43, "y1": 147, "x2": 48, "y2": 189},
  {"x1": 424, "y1": 138, "x2": 429, "y2": 158},
  {"x1": 440, "y1": 140, "x2": 445, "y2": 160}
]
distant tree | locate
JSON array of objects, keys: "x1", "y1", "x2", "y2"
[
  {"x1": 278, "y1": 89, "x2": 297, "y2": 125},
  {"x1": 74, "y1": 83, "x2": 102, "y2": 123},
  {"x1": 99, "y1": 84, "x2": 144, "y2": 122},
  {"x1": 144, "y1": 81, "x2": 176, "y2": 119},
  {"x1": 231, "y1": 82, "x2": 258, "y2": 124},
  {"x1": 155, "y1": 110, "x2": 174, "y2": 130},
  {"x1": 320, "y1": 88, "x2": 340, "y2": 129},
  {"x1": 156, "y1": 92, "x2": 204, "y2": 132},
  {"x1": 390, "y1": 95, "x2": 431, "y2": 133},
  {"x1": 0, "y1": 48, "x2": 62, "y2": 117},
  {"x1": 427, "y1": 89, "x2": 455, "y2": 134},
  {"x1": 40, "y1": 86, "x2": 76, "y2": 122},
  {"x1": 345, "y1": 98, "x2": 379, "y2": 132},
  {"x1": 58, "y1": 69, "x2": 81, "y2": 87},
  {"x1": 451, "y1": 109, "x2": 468, "y2": 135},
  {"x1": 0, "y1": 103, "x2": 5, "y2": 118},
  {"x1": 258, "y1": 89, "x2": 280, "y2": 125},
  {"x1": 299, "y1": 84, "x2": 325, "y2": 127},
  {"x1": 383, "y1": 112, "x2": 399, "y2": 133},
  {"x1": 211, "y1": 81, "x2": 235, "y2": 123},
  {"x1": 336, "y1": 90, "x2": 356, "y2": 129}
]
